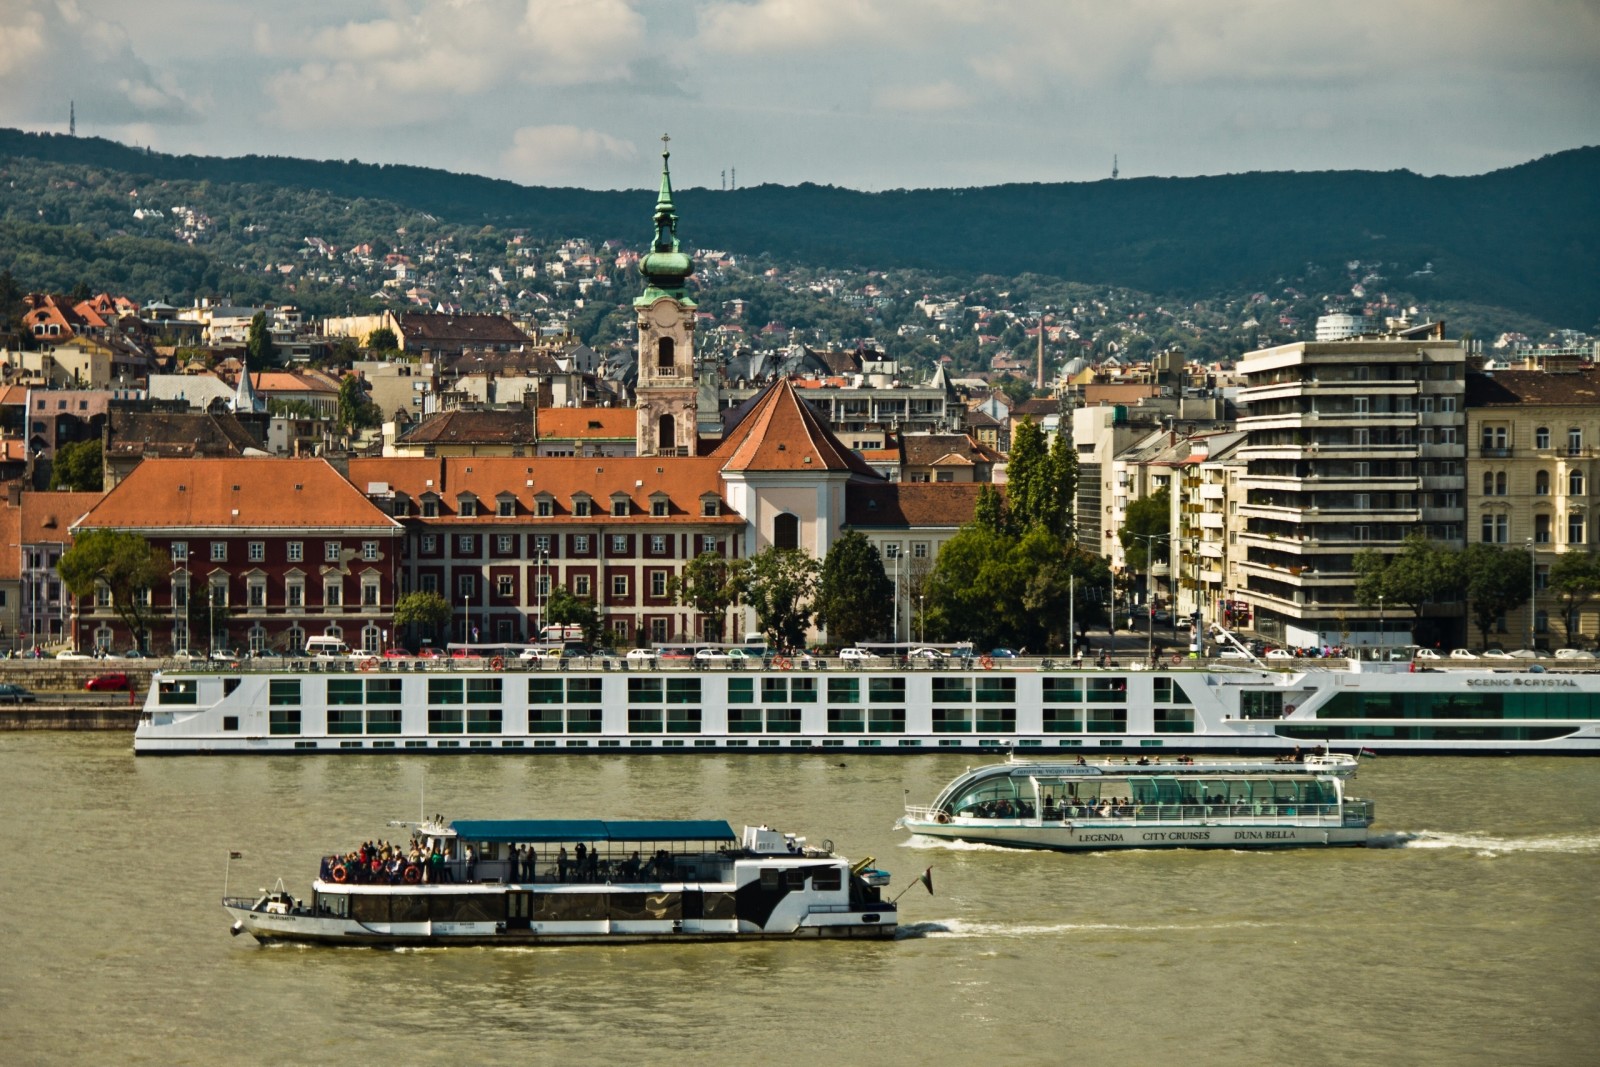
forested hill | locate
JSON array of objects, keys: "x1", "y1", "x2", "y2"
[{"x1": 2, "y1": 128, "x2": 1596, "y2": 327}]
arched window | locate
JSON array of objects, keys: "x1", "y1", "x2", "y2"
[
  {"x1": 656, "y1": 336, "x2": 675, "y2": 370},
  {"x1": 1568, "y1": 512, "x2": 1586, "y2": 545},
  {"x1": 657, "y1": 413, "x2": 676, "y2": 453},
  {"x1": 284, "y1": 625, "x2": 306, "y2": 654},
  {"x1": 1570, "y1": 470, "x2": 1585, "y2": 496},
  {"x1": 323, "y1": 623, "x2": 344, "y2": 640},
  {"x1": 1481, "y1": 471, "x2": 1495, "y2": 496},
  {"x1": 248, "y1": 624, "x2": 268, "y2": 653},
  {"x1": 773, "y1": 513, "x2": 800, "y2": 551},
  {"x1": 362, "y1": 623, "x2": 382, "y2": 653},
  {"x1": 1535, "y1": 470, "x2": 1551, "y2": 495}
]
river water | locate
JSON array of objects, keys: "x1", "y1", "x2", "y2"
[{"x1": 1, "y1": 734, "x2": 1595, "y2": 1066}]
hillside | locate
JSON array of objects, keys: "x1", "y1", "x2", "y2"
[{"x1": 0, "y1": 128, "x2": 1595, "y2": 329}]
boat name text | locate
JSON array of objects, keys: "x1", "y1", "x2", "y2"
[{"x1": 1464, "y1": 678, "x2": 1578, "y2": 688}]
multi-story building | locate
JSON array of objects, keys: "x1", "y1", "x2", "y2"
[
  {"x1": 1466, "y1": 365, "x2": 1600, "y2": 647},
  {"x1": 71, "y1": 459, "x2": 404, "y2": 654},
  {"x1": 17, "y1": 490, "x2": 101, "y2": 651},
  {"x1": 1234, "y1": 326, "x2": 1468, "y2": 647}
]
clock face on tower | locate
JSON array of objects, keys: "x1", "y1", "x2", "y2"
[{"x1": 651, "y1": 303, "x2": 678, "y2": 328}]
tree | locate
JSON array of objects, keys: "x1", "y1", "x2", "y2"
[
  {"x1": 1048, "y1": 429, "x2": 1078, "y2": 540},
  {"x1": 56, "y1": 530, "x2": 165, "y2": 651},
  {"x1": 1119, "y1": 488, "x2": 1170, "y2": 572},
  {"x1": 366, "y1": 326, "x2": 399, "y2": 351},
  {"x1": 394, "y1": 590, "x2": 451, "y2": 648},
  {"x1": 974, "y1": 482, "x2": 1008, "y2": 535},
  {"x1": 668, "y1": 552, "x2": 745, "y2": 642},
  {"x1": 1462, "y1": 544, "x2": 1532, "y2": 648},
  {"x1": 1005, "y1": 417, "x2": 1049, "y2": 531},
  {"x1": 1354, "y1": 534, "x2": 1464, "y2": 628},
  {"x1": 48, "y1": 439, "x2": 103, "y2": 491},
  {"x1": 246, "y1": 311, "x2": 278, "y2": 367},
  {"x1": 543, "y1": 587, "x2": 601, "y2": 646},
  {"x1": 1548, "y1": 551, "x2": 1600, "y2": 644},
  {"x1": 814, "y1": 532, "x2": 893, "y2": 648},
  {"x1": 188, "y1": 586, "x2": 233, "y2": 653},
  {"x1": 740, "y1": 547, "x2": 820, "y2": 651},
  {"x1": 337, "y1": 374, "x2": 380, "y2": 434}
]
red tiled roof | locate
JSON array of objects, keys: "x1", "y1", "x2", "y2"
[
  {"x1": 20, "y1": 490, "x2": 103, "y2": 542},
  {"x1": 714, "y1": 379, "x2": 879, "y2": 477},
  {"x1": 0, "y1": 504, "x2": 19, "y2": 580},
  {"x1": 536, "y1": 408, "x2": 635, "y2": 439},
  {"x1": 844, "y1": 483, "x2": 993, "y2": 528},
  {"x1": 1466, "y1": 368, "x2": 1600, "y2": 406},
  {"x1": 75, "y1": 459, "x2": 400, "y2": 531}
]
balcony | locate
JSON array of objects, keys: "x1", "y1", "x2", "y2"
[{"x1": 1478, "y1": 446, "x2": 1513, "y2": 459}]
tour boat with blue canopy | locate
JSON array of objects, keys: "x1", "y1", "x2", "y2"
[
  {"x1": 900, "y1": 752, "x2": 1374, "y2": 850},
  {"x1": 224, "y1": 815, "x2": 897, "y2": 946}
]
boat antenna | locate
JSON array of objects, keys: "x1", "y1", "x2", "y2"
[{"x1": 224, "y1": 849, "x2": 241, "y2": 899}]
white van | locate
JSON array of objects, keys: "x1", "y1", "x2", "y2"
[{"x1": 305, "y1": 636, "x2": 353, "y2": 659}]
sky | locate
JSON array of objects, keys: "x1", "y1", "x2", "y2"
[{"x1": 2, "y1": 0, "x2": 1597, "y2": 193}]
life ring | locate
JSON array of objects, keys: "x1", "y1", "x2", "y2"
[
  {"x1": 403, "y1": 864, "x2": 422, "y2": 884},
  {"x1": 489, "y1": 656, "x2": 505, "y2": 671},
  {"x1": 979, "y1": 655, "x2": 995, "y2": 670},
  {"x1": 331, "y1": 863, "x2": 348, "y2": 883},
  {"x1": 1171, "y1": 654, "x2": 1182, "y2": 665},
  {"x1": 774, "y1": 656, "x2": 792, "y2": 671},
  {"x1": 360, "y1": 658, "x2": 378, "y2": 672},
  {"x1": 936, "y1": 812, "x2": 951, "y2": 824}
]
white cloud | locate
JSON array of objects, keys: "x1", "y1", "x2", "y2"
[
  {"x1": 874, "y1": 80, "x2": 971, "y2": 113},
  {"x1": 500, "y1": 124, "x2": 638, "y2": 186}
]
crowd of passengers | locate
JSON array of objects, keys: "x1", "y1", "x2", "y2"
[
  {"x1": 959, "y1": 792, "x2": 1330, "y2": 820},
  {"x1": 319, "y1": 838, "x2": 687, "y2": 886}
]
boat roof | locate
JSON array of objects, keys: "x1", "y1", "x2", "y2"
[{"x1": 447, "y1": 819, "x2": 737, "y2": 844}]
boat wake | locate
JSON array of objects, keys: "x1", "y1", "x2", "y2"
[
  {"x1": 896, "y1": 918, "x2": 1279, "y2": 940},
  {"x1": 899, "y1": 834, "x2": 1018, "y2": 853},
  {"x1": 1369, "y1": 830, "x2": 1600, "y2": 855}
]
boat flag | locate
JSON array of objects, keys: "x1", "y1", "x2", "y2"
[
  {"x1": 920, "y1": 867, "x2": 934, "y2": 895},
  {"x1": 1359, "y1": 748, "x2": 1378, "y2": 760}
]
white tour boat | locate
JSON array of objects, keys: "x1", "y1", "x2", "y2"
[
  {"x1": 136, "y1": 654, "x2": 1600, "y2": 755},
  {"x1": 899, "y1": 752, "x2": 1374, "y2": 850},
  {"x1": 225, "y1": 818, "x2": 897, "y2": 946}
]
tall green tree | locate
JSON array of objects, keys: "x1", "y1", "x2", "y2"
[
  {"x1": 543, "y1": 587, "x2": 601, "y2": 646},
  {"x1": 814, "y1": 532, "x2": 893, "y2": 647},
  {"x1": 246, "y1": 311, "x2": 278, "y2": 367},
  {"x1": 740, "y1": 547, "x2": 820, "y2": 651},
  {"x1": 366, "y1": 326, "x2": 399, "y2": 351},
  {"x1": 1048, "y1": 428, "x2": 1078, "y2": 539},
  {"x1": 56, "y1": 530, "x2": 165, "y2": 650},
  {"x1": 1119, "y1": 487, "x2": 1171, "y2": 572},
  {"x1": 1354, "y1": 533, "x2": 1465, "y2": 627},
  {"x1": 1462, "y1": 544, "x2": 1532, "y2": 648},
  {"x1": 974, "y1": 482, "x2": 1008, "y2": 535},
  {"x1": 1548, "y1": 550, "x2": 1600, "y2": 644},
  {"x1": 48, "y1": 439, "x2": 103, "y2": 491},
  {"x1": 337, "y1": 374, "x2": 380, "y2": 433},
  {"x1": 394, "y1": 590, "x2": 451, "y2": 648},
  {"x1": 1005, "y1": 417, "x2": 1049, "y2": 530},
  {"x1": 668, "y1": 552, "x2": 746, "y2": 643}
]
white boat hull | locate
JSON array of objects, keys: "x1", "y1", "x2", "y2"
[{"x1": 902, "y1": 817, "x2": 1368, "y2": 850}]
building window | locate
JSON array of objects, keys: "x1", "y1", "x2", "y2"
[
  {"x1": 210, "y1": 580, "x2": 229, "y2": 608},
  {"x1": 497, "y1": 535, "x2": 513, "y2": 554},
  {"x1": 248, "y1": 581, "x2": 266, "y2": 608},
  {"x1": 171, "y1": 542, "x2": 188, "y2": 562},
  {"x1": 287, "y1": 582, "x2": 303, "y2": 608},
  {"x1": 287, "y1": 541, "x2": 303, "y2": 562},
  {"x1": 362, "y1": 541, "x2": 379, "y2": 561},
  {"x1": 574, "y1": 499, "x2": 591, "y2": 517},
  {"x1": 536, "y1": 575, "x2": 550, "y2": 598},
  {"x1": 459, "y1": 499, "x2": 478, "y2": 517},
  {"x1": 362, "y1": 582, "x2": 379, "y2": 607},
  {"x1": 574, "y1": 574, "x2": 592, "y2": 597},
  {"x1": 455, "y1": 535, "x2": 473, "y2": 555},
  {"x1": 421, "y1": 534, "x2": 437, "y2": 553},
  {"x1": 1535, "y1": 427, "x2": 1550, "y2": 449},
  {"x1": 1569, "y1": 428, "x2": 1584, "y2": 456},
  {"x1": 1536, "y1": 470, "x2": 1551, "y2": 496},
  {"x1": 913, "y1": 542, "x2": 929, "y2": 559},
  {"x1": 651, "y1": 570, "x2": 668, "y2": 597},
  {"x1": 1535, "y1": 514, "x2": 1552, "y2": 544},
  {"x1": 701, "y1": 536, "x2": 719, "y2": 555},
  {"x1": 419, "y1": 574, "x2": 437, "y2": 594},
  {"x1": 773, "y1": 513, "x2": 799, "y2": 551},
  {"x1": 210, "y1": 542, "x2": 227, "y2": 562},
  {"x1": 883, "y1": 543, "x2": 900, "y2": 560},
  {"x1": 536, "y1": 499, "x2": 553, "y2": 517},
  {"x1": 702, "y1": 499, "x2": 720, "y2": 517},
  {"x1": 324, "y1": 581, "x2": 341, "y2": 607},
  {"x1": 1570, "y1": 471, "x2": 1586, "y2": 496},
  {"x1": 650, "y1": 535, "x2": 667, "y2": 554},
  {"x1": 1482, "y1": 471, "x2": 1508, "y2": 497},
  {"x1": 652, "y1": 500, "x2": 669, "y2": 517},
  {"x1": 422, "y1": 500, "x2": 439, "y2": 518},
  {"x1": 574, "y1": 535, "x2": 590, "y2": 554},
  {"x1": 325, "y1": 542, "x2": 342, "y2": 562},
  {"x1": 535, "y1": 535, "x2": 551, "y2": 554},
  {"x1": 612, "y1": 499, "x2": 629, "y2": 517},
  {"x1": 497, "y1": 575, "x2": 514, "y2": 598},
  {"x1": 498, "y1": 500, "x2": 514, "y2": 517},
  {"x1": 248, "y1": 542, "x2": 265, "y2": 562},
  {"x1": 1569, "y1": 513, "x2": 1587, "y2": 545},
  {"x1": 1480, "y1": 513, "x2": 1509, "y2": 544},
  {"x1": 611, "y1": 534, "x2": 627, "y2": 554},
  {"x1": 1440, "y1": 397, "x2": 1456, "y2": 413},
  {"x1": 458, "y1": 574, "x2": 475, "y2": 599},
  {"x1": 612, "y1": 574, "x2": 629, "y2": 597}
]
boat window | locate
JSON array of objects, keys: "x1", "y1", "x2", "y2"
[
  {"x1": 466, "y1": 678, "x2": 502, "y2": 704},
  {"x1": 314, "y1": 891, "x2": 348, "y2": 918},
  {"x1": 367, "y1": 708, "x2": 402, "y2": 735},
  {"x1": 566, "y1": 708, "x2": 602, "y2": 733},
  {"x1": 766, "y1": 708, "x2": 801, "y2": 732},
  {"x1": 665, "y1": 678, "x2": 700, "y2": 704},
  {"x1": 611, "y1": 892, "x2": 682, "y2": 921},
  {"x1": 566, "y1": 678, "x2": 602, "y2": 704},
  {"x1": 1042, "y1": 708, "x2": 1081, "y2": 733},
  {"x1": 813, "y1": 867, "x2": 843, "y2": 892},
  {"x1": 932, "y1": 676, "x2": 972, "y2": 702},
  {"x1": 760, "y1": 868, "x2": 781, "y2": 890},
  {"x1": 828, "y1": 678, "x2": 860, "y2": 704},
  {"x1": 727, "y1": 677, "x2": 754, "y2": 704},
  {"x1": 1087, "y1": 678, "x2": 1127, "y2": 702},
  {"x1": 1153, "y1": 678, "x2": 1193, "y2": 705},
  {"x1": 223, "y1": 678, "x2": 241, "y2": 697},
  {"x1": 1087, "y1": 709, "x2": 1127, "y2": 733},
  {"x1": 528, "y1": 678, "x2": 563, "y2": 704},
  {"x1": 327, "y1": 707, "x2": 363, "y2": 735},
  {"x1": 535, "y1": 895, "x2": 608, "y2": 922},
  {"x1": 869, "y1": 678, "x2": 906, "y2": 703},
  {"x1": 351, "y1": 895, "x2": 389, "y2": 924},
  {"x1": 390, "y1": 895, "x2": 429, "y2": 923},
  {"x1": 428, "y1": 678, "x2": 463, "y2": 705},
  {"x1": 784, "y1": 869, "x2": 806, "y2": 889},
  {"x1": 366, "y1": 678, "x2": 402, "y2": 704},
  {"x1": 269, "y1": 709, "x2": 300, "y2": 735},
  {"x1": 728, "y1": 707, "x2": 762, "y2": 733},
  {"x1": 976, "y1": 708, "x2": 1016, "y2": 731},
  {"x1": 1240, "y1": 691, "x2": 1284, "y2": 719},
  {"x1": 789, "y1": 677, "x2": 816, "y2": 703},
  {"x1": 529, "y1": 708, "x2": 563, "y2": 734},
  {"x1": 467, "y1": 707, "x2": 502, "y2": 734},
  {"x1": 269, "y1": 680, "x2": 300, "y2": 706},
  {"x1": 427, "y1": 894, "x2": 500, "y2": 923},
  {"x1": 667, "y1": 707, "x2": 701, "y2": 733},
  {"x1": 951, "y1": 776, "x2": 1025, "y2": 817},
  {"x1": 975, "y1": 677, "x2": 1015, "y2": 702},
  {"x1": 704, "y1": 892, "x2": 737, "y2": 919},
  {"x1": 629, "y1": 708, "x2": 664, "y2": 733},
  {"x1": 1154, "y1": 708, "x2": 1194, "y2": 733},
  {"x1": 762, "y1": 678, "x2": 788, "y2": 702},
  {"x1": 428, "y1": 707, "x2": 464, "y2": 734},
  {"x1": 157, "y1": 680, "x2": 198, "y2": 706},
  {"x1": 327, "y1": 679, "x2": 364, "y2": 706},
  {"x1": 629, "y1": 678, "x2": 664, "y2": 703},
  {"x1": 1042, "y1": 677, "x2": 1082, "y2": 703},
  {"x1": 827, "y1": 708, "x2": 864, "y2": 733},
  {"x1": 868, "y1": 707, "x2": 905, "y2": 733}
]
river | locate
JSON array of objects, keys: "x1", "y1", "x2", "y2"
[{"x1": 1, "y1": 734, "x2": 1595, "y2": 1066}]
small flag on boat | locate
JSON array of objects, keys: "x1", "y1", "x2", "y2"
[
  {"x1": 920, "y1": 867, "x2": 934, "y2": 895},
  {"x1": 1359, "y1": 748, "x2": 1378, "y2": 760},
  {"x1": 229, "y1": 851, "x2": 243, "y2": 859}
]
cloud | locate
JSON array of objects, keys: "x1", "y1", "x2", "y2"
[
  {"x1": 0, "y1": 0, "x2": 200, "y2": 128},
  {"x1": 874, "y1": 80, "x2": 971, "y2": 113},
  {"x1": 500, "y1": 124, "x2": 638, "y2": 186}
]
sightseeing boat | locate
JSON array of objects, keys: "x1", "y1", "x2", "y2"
[
  {"x1": 137, "y1": 654, "x2": 1600, "y2": 755},
  {"x1": 224, "y1": 818, "x2": 897, "y2": 946},
  {"x1": 899, "y1": 752, "x2": 1374, "y2": 850}
]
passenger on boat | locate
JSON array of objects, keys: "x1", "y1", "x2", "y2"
[
  {"x1": 619, "y1": 851, "x2": 642, "y2": 880},
  {"x1": 585, "y1": 845, "x2": 600, "y2": 883},
  {"x1": 574, "y1": 843, "x2": 587, "y2": 882},
  {"x1": 557, "y1": 845, "x2": 570, "y2": 882},
  {"x1": 521, "y1": 845, "x2": 537, "y2": 882}
]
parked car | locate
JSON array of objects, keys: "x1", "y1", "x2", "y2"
[
  {"x1": 170, "y1": 649, "x2": 198, "y2": 662},
  {"x1": 1264, "y1": 649, "x2": 1295, "y2": 660},
  {"x1": 56, "y1": 651, "x2": 95, "y2": 661},
  {"x1": 1413, "y1": 648, "x2": 1441, "y2": 660},
  {"x1": 209, "y1": 648, "x2": 242, "y2": 663},
  {"x1": 1152, "y1": 609, "x2": 1172, "y2": 624},
  {"x1": 519, "y1": 646, "x2": 563, "y2": 663},
  {"x1": 381, "y1": 647, "x2": 414, "y2": 659},
  {"x1": 85, "y1": 672, "x2": 131, "y2": 692},
  {"x1": 694, "y1": 647, "x2": 753, "y2": 667},
  {"x1": 625, "y1": 648, "x2": 659, "y2": 665},
  {"x1": 1508, "y1": 649, "x2": 1542, "y2": 660},
  {"x1": 1554, "y1": 648, "x2": 1597, "y2": 661},
  {"x1": 988, "y1": 648, "x2": 1019, "y2": 659},
  {"x1": 838, "y1": 647, "x2": 880, "y2": 663},
  {"x1": 1449, "y1": 649, "x2": 1477, "y2": 660},
  {"x1": 251, "y1": 648, "x2": 284, "y2": 660},
  {"x1": 0, "y1": 683, "x2": 37, "y2": 704},
  {"x1": 1480, "y1": 649, "x2": 1514, "y2": 660},
  {"x1": 121, "y1": 649, "x2": 150, "y2": 659},
  {"x1": 908, "y1": 647, "x2": 946, "y2": 662},
  {"x1": 1217, "y1": 649, "x2": 1249, "y2": 660}
]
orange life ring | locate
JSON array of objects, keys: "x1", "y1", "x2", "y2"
[
  {"x1": 331, "y1": 863, "x2": 348, "y2": 883},
  {"x1": 403, "y1": 864, "x2": 422, "y2": 884},
  {"x1": 489, "y1": 656, "x2": 505, "y2": 671},
  {"x1": 936, "y1": 812, "x2": 951, "y2": 824},
  {"x1": 1171, "y1": 654, "x2": 1182, "y2": 665},
  {"x1": 360, "y1": 658, "x2": 378, "y2": 672},
  {"x1": 980, "y1": 655, "x2": 995, "y2": 670},
  {"x1": 774, "y1": 656, "x2": 792, "y2": 671}
]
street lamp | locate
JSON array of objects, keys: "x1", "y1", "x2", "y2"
[
  {"x1": 1526, "y1": 537, "x2": 1536, "y2": 651},
  {"x1": 1378, "y1": 593, "x2": 1384, "y2": 659},
  {"x1": 1132, "y1": 533, "x2": 1171, "y2": 666},
  {"x1": 536, "y1": 549, "x2": 549, "y2": 642},
  {"x1": 918, "y1": 594, "x2": 925, "y2": 645}
]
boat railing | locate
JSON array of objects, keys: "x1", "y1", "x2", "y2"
[{"x1": 918, "y1": 802, "x2": 1351, "y2": 824}]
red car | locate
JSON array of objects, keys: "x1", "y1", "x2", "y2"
[{"x1": 85, "y1": 672, "x2": 131, "y2": 692}]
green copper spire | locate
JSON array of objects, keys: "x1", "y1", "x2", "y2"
[{"x1": 637, "y1": 133, "x2": 695, "y2": 305}]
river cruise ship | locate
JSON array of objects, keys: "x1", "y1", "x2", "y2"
[
  {"x1": 135, "y1": 655, "x2": 1600, "y2": 755},
  {"x1": 900, "y1": 753, "x2": 1374, "y2": 851},
  {"x1": 225, "y1": 818, "x2": 895, "y2": 946}
]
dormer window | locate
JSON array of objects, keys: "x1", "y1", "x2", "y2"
[
  {"x1": 420, "y1": 492, "x2": 441, "y2": 518},
  {"x1": 534, "y1": 493, "x2": 554, "y2": 518},
  {"x1": 700, "y1": 495, "x2": 721, "y2": 518},
  {"x1": 651, "y1": 493, "x2": 670, "y2": 518},
  {"x1": 573, "y1": 495, "x2": 592, "y2": 517},
  {"x1": 458, "y1": 496, "x2": 478, "y2": 518},
  {"x1": 611, "y1": 494, "x2": 632, "y2": 517},
  {"x1": 496, "y1": 493, "x2": 517, "y2": 518}
]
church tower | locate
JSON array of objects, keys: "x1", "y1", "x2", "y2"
[{"x1": 634, "y1": 135, "x2": 697, "y2": 457}]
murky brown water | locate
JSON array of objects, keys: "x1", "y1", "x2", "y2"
[{"x1": 1, "y1": 734, "x2": 1595, "y2": 1066}]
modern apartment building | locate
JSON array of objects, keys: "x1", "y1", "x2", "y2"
[{"x1": 1234, "y1": 326, "x2": 1468, "y2": 647}]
